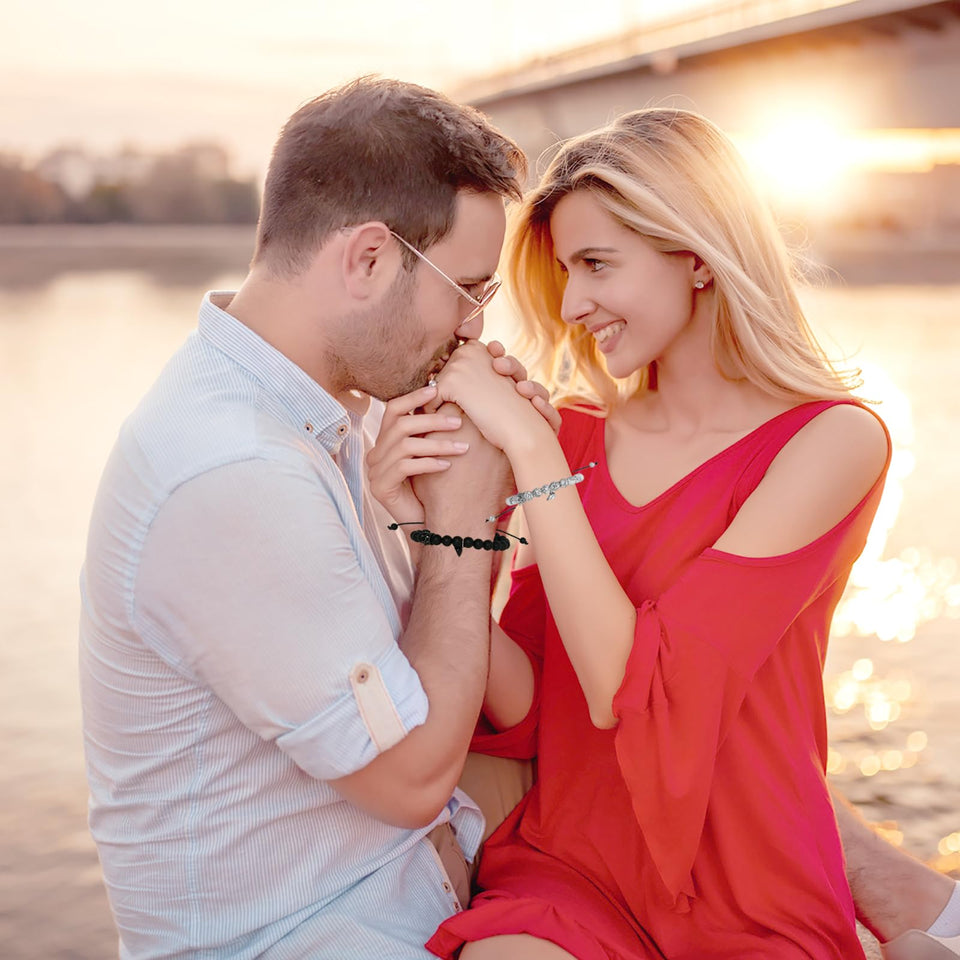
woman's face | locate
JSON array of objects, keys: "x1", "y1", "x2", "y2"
[{"x1": 549, "y1": 190, "x2": 701, "y2": 381}]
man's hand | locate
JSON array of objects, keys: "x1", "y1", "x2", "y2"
[{"x1": 412, "y1": 401, "x2": 514, "y2": 535}]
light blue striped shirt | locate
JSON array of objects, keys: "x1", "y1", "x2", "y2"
[{"x1": 79, "y1": 292, "x2": 483, "y2": 959}]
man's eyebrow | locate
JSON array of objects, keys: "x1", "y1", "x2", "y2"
[{"x1": 457, "y1": 272, "x2": 494, "y2": 286}]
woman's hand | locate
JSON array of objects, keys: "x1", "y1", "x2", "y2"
[
  {"x1": 485, "y1": 340, "x2": 562, "y2": 436},
  {"x1": 425, "y1": 341, "x2": 561, "y2": 437},
  {"x1": 432, "y1": 341, "x2": 558, "y2": 456},
  {"x1": 366, "y1": 384, "x2": 470, "y2": 524}
]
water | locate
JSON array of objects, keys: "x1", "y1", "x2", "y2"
[{"x1": 1, "y1": 226, "x2": 957, "y2": 957}]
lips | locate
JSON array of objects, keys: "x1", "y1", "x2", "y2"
[
  {"x1": 426, "y1": 346, "x2": 455, "y2": 379},
  {"x1": 592, "y1": 320, "x2": 626, "y2": 344}
]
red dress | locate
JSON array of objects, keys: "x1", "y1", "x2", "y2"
[{"x1": 428, "y1": 401, "x2": 889, "y2": 960}]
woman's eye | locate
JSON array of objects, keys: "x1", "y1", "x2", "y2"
[{"x1": 584, "y1": 259, "x2": 606, "y2": 273}]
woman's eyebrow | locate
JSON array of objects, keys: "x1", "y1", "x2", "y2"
[{"x1": 557, "y1": 246, "x2": 619, "y2": 265}]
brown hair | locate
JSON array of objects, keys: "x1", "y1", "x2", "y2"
[{"x1": 253, "y1": 76, "x2": 527, "y2": 275}]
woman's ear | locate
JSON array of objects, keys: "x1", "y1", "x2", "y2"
[
  {"x1": 341, "y1": 222, "x2": 400, "y2": 300},
  {"x1": 692, "y1": 254, "x2": 714, "y2": 290}
]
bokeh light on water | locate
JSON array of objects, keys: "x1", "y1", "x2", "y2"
[{"x1": 809, "y1": 346, "x2": 960, "y2": 878}]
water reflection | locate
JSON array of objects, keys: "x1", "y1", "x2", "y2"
[
  {"x1": 0, "y1": 234, "x2": 957, "y2": 957},
  {"x1": 792, "y1": 303, "x2": 960, "y2": 883}
]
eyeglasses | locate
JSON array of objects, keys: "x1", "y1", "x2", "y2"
[{"x1": 390, "y1": 230, "x2": 501, "y2": 326}]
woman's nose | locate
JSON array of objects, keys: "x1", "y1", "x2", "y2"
[{"x1": 560, "y1": 280, "x2": 593, "y2": 326}]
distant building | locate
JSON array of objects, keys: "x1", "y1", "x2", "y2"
[
  {"x1": 37, "y1": 145, "x2": 153, "y2": 197},
  {"x1": 36, "y1": 147, "x2": 96, "y2": 200},
  {"x1": 175, "y1": 143, "x2": 231, "y2": 182}
]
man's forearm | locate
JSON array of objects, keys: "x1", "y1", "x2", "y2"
[
  {"x1": 401, "y1": 546, "x2": 493, "y2": 754},
  {"x1": 330, "y1": 533, "x2": 495, "y2": 827},
  {"x1": 331, "y1": 407, "x2": 510, "y2": 826}
]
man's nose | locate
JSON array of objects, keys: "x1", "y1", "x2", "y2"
[{"x1": 455, "y1": 311, "x2": 484, "y2": 341}]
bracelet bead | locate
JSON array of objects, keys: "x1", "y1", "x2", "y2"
[
  {"x1": 488, "y1": 462, "x2": 598, "y2": 522},
  {"x1": 387, "y1": 522, "x2": 525, "y2": 556}
]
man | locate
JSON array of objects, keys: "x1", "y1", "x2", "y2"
[
  {"x1": 80, "y1": 76, "x2": 540, "y2": 959},
  {"x1": 80, "y1": 77, "x2": 958, "y2": 960}
]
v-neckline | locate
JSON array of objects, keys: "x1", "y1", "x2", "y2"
[{"x1": 597, "y1": 401, "x2": 829, "y2": 513}]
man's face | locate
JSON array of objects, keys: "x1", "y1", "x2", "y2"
[{"x1": 333, "y1": 191, "x2": 507, "y2": 401}]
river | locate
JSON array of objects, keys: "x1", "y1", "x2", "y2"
[{"x1": 1, "y1": 225, "x2": 957, "y2": 958}]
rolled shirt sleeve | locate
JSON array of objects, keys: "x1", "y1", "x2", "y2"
[{"x1": 133, "y1": 456, "x2": 428, "y2": 781}]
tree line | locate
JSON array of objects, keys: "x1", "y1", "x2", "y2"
[{"x1": 0, "y1": 143, "x2": 259, "y2": 224}]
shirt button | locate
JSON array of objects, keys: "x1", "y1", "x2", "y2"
[
  {"x1": 336, "y1": 424, "x2": 348, "y2": 436},
  {"x1": 442, "y1": 881, "x2": 452, "y2": 892},
  {"x1": 356, "y1": 668, "x2": 369, "y2": 683},
  {"x1": 304, "y1": 422, "x2": 314, "y2": 433}
]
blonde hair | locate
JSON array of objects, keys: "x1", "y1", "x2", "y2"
[{"x1": 507, "y1": 108, "x2": 858, "y2": 409}]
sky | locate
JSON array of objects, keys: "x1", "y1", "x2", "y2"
[{"x1": 2, "y1": 0, "x2": 717, "y2": 179}]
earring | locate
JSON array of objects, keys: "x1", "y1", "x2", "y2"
[{"x1": 694, "y1": 280, "x2": 705, "y2": 289}]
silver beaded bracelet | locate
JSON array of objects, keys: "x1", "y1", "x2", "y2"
[{"x1": 485, "y1": 462, "x2": 597, "y2": 523}]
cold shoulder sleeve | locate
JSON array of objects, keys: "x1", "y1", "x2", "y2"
[
  {"x1": 611, "y1": 481, "x2": 884, "y2": 909},
  {"x1": 471, "y1": 563, "x2": 546, "y2": 759}
]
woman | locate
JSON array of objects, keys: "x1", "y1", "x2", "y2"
[{"x1": 383, "y1": 108, "x2": 889, "y2": 958}]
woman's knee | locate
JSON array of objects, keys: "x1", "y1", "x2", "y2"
[{"x1": 459, "y1": 934, "x2": 579, "y2": 959}]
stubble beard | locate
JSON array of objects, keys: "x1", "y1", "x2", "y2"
[{"x1": 328, "y1": 271, "x2": 454, "y2": 401}]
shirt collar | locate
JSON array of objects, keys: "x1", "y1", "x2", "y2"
[{"x1": 198, "y1": 290, "x2": 367, "y2": 455}]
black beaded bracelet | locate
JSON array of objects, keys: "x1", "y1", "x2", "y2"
[{"x1": 388, "y1": 522, "x2": 527, "y2": 557}]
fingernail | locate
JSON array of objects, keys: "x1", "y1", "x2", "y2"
[
  {"x1": 452, "y1": 441, "x2": 469, "y2": 452},
  {"x1": 445, "y1": 416, "x2": 462, "y2": 427},
  {"x1": 436, "y1": 459, "x2": 451, "y2": 467}
]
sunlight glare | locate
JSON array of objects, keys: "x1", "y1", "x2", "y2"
[{"x1": 737, "y1": 108, "x2": 852, "y2": 207}]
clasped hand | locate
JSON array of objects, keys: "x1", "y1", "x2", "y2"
[
  {"x1": 367, "y1": 340, "x2": 559, "y2": 524},
  {"x1": 428, "y1": 340, "x2": 560, "y2": 456}
]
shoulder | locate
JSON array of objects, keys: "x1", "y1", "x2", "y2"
[
  {"x1": 770, "y1": 402, "x2": 889, "y2": 489},
  {"x1": 714, "y1": 402, "x2": 889, "y2": 558},
  {"x1": 557, "y1": 403, "x2": 607, "y2": 471},
  {"x1": 559, "y1": 402, "x2": 607, "y2": 420},
  {"x1": 557, "y1": 403, "x2": 607, "y2": 442},
  {"x1": 558, "y1": 403, "x2": 606, "y2": 438}
]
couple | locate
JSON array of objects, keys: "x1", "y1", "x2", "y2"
[{"x1": 79, "y1": 77, "x2": 959, "y2": 959}]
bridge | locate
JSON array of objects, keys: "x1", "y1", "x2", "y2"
[
  {"x1": 454, "y1": 0, "x2": 960, "y2": 282},
  {"x1": 457, "y1": 1, "x2": 960, "y2": 148}
]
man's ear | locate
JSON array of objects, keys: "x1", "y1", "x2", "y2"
[{"x1": 341, "y1": 222, "x2": 401, "y2": 300}]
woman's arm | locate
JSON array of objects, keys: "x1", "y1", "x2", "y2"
[
  {"x1": 511, "y1": 402, "x2": 888, "y2": 728},
  {"x1": 484, "y1": 619, "x2": 536, "y2": 730},
  {"x1": 432, "y1": 342, "x2": 635, "y2": 728},
  {"x1": 435, "y1": 344, "x2": 888, "y2": 729}
]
